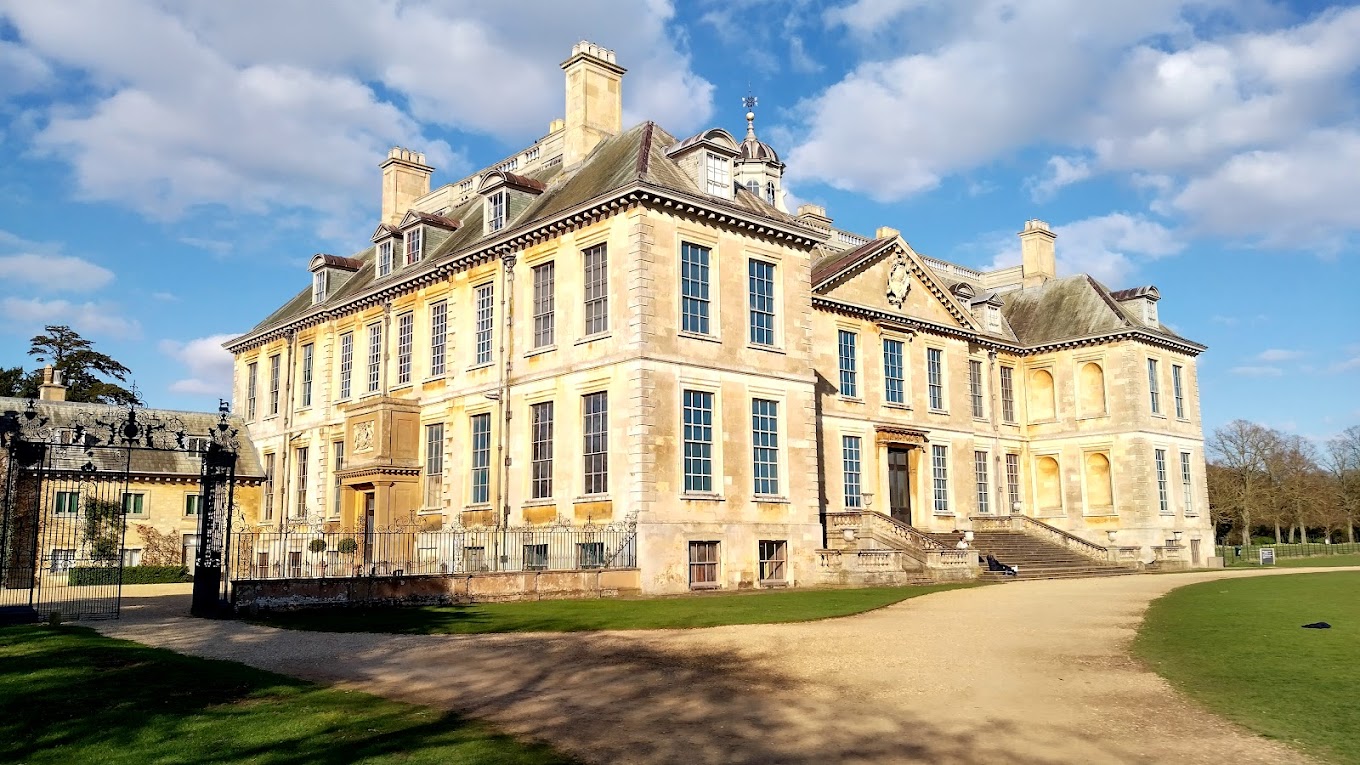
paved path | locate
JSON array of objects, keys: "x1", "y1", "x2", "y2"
[{"x1": 102, "y1": 568, "x2": 1353, "y2": 765}]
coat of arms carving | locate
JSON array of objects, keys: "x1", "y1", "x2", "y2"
[
  {"x1": 353, "y1": 421, "x2": 374, "y2": 453},
  {"x1": 886, "y1": 253, "x2": 911, "y2": 309}
]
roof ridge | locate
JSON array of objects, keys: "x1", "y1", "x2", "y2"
[
  {"x1": 636, "y1": 121, "x2": 655, "y2": 178},
  {"x1": 1085, "y1": 275, "x2": 1134, "y2": 329}
]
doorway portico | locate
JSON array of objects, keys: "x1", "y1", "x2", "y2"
[{"x1": 872, "y1": 425, "x2": 929, "y2": 529}]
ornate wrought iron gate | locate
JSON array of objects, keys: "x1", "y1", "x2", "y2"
[{"x1": 0, "y1": 401, "x2": 238, "y2": 623}]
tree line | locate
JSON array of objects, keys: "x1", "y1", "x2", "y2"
[
  {"x1": 1208, "y1": 420, "x2": 1360, "y2": 546},
  {"x1": 1, "y1": 325, "x2": 139, "y2": 405}
]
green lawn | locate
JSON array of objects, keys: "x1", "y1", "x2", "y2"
[
  {"x1": 250, "y1": 584, "x2": 972, "y2": 635},
  {"x1": 0, "y1": 625, "x2": 575, "y2": 765},
  {"x1": 1134, "y1": 572, "x2": 1360, "y2": 764},
  {"x1": 1275, "y1": 553, "x2": 1360, "y2": 568}
]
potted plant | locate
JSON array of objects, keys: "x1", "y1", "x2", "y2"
[{"x1": 309, "y1": 538, "x2": 328, "y2": 577}]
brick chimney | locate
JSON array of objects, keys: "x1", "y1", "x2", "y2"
[
  {"x1": 38, "y1": 365, "x2": 66, "y2": 402},
  {"x1": 1020, "y1": 219, "x2": 1057, "y2": 288},
  {"x1": 380, "y1": 147, "x2": 433, "y2": 226},
  {"x1": 561, "y1": 41, "x2": 625, "y2": 168}
]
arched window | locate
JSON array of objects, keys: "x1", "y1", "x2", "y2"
[
  {"x1": 1028, "y1": 369, "x2": 1056, "y2": 421},
  {"x1": 1079, "y1": 362, "x2": 1106, "y2": 415},
  {"x1": 765, "y1": 181, "x2": 776, "y2": 204},
  {"x1": 745, "y1": 180, "x2": 760, "y2": 196},
  {"x1": 1084, "y1": 452, "x2": 1113, "y2": 508},
  {"x1": 1036, "y1": 456, "x2": 1062, "y2": 511}
]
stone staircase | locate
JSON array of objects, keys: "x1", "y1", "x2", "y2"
[{"x1": 926, "y1": 530, "x2": 1141, "y2": 582}]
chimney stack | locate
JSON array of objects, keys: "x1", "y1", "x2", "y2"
[
  {"x1": 380, "y1": 147, "x2": 433, "y2": 226},
  {"x1": 39, "y1": 365, "x2": 66, "y2": 402},
  {"x1": 1019, "y1": 219, "x2": 1057, "y2": 288},
  {"x1": 561, "y1": 41, "x2": 625, "y2": 168},
  {"x1": 797, "y1": 203, "x2": 833, "y2": 231}
]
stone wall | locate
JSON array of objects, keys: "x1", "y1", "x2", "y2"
[{"x1": 232, "y1": 568, "x2": 642, "y2": 612}]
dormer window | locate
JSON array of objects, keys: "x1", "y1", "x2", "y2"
[
  {"x1": 308, "y1": 253, "x2": 362, "y2": 304},
  {"x1": 405, "y1": 228, "x2": 423, "y2": 266},
  {"x1": 312, "y1": 270, "x2": 329, "y2": 304},
  {"x1": 705, "y1": 153, "x2": 730, "y2": 197},
  {"x1": 986, "y1": 305, "x2": 1001, "y2": 332},
  {"x1": 489, "y1": 191, "x2": 508, "y2": 232},
  {"x1": 377, "y1": 240, "x2": 393, "y2": 277}
]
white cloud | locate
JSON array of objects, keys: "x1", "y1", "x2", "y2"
[
  {"x1": 0, "y1": 38, "x2": 52, "y2": 96},
  {"x1": 1230, "y1": 365, "x2": 1285, "y2": 378},
  {"x1": 1028, "y1": 155, "x2": 1092, "y2": 201},
  {"x1": 0, "y1": 253, "x2": 114, "y2": 292},
  {"x1": 1, "y1": 297, "x2": 140, "y2": 339},
  {"x1": 1255, "y1": 348, "x2": 1304, "y2": 362},
  {"x1": 790, "y1": 2, "x2": 1360, "y2": 246},
  {"x1": 2, "y1": 0, "x2": 712, "y2": 227},
  {"x1": 159, "y1": 334, "x2": 239, "y2": 397},
  {"x1": 986, "y1": 213, "x2": 1182, "y2": 285}
]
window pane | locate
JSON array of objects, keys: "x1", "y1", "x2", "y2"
[
  {"x1": 842, "y1": 436, "x2": 862, "y2": 508},
  {"x1": 927, "y1": 348, "x2": 944, "y2": 410},
  {"x1": 583, "y1": 244, "x2": 608, "y2": 335},
  {"x1": 932, "y1": 444, "x2": 949, "y2": 515},
  {"x1": 883, "y1": 339, "x2": 904, "y2": 404},
  {"x1": 582, "y1": 392, "x2": 608, "y2": 495},
  {"x1": 1172, "y1": 365, "x2": 1185, "y2": 418},
  {"x1": 532, "y1": 262, "x2": 555, "y2": 348},
  {"x1": 397, "y1": 312, "x2": 413, "y2": 385},
  {"x1": 969, "y1": 359, "x2": 984, "y2": 419},
  {"x1": 424, "y1": 423, "x2": 443, "y2": 508},
  {"x1": 683, "y1": 390, "x2": 714, "y2": 493},
  {"x1": 294, "y1": 446, "x2": 308, "y2": 518},
  {"x1": 752, "y1": 399, "x2": 780, "y2": 495},
  {"x1": 688, "y1": 540, "x2": 719, "y2": 587},
  {"x1": 338, "y1": 333, "x2": 353, "y2": 399},
  {"x1": 1148, "y1": 359, "x2": 1161, "y2": 414},
  {"x1": 246, "y1": 362, "x2": 258, "y2": 419},
  {"x1": 430, "y1": 301, "x2": 447, "y2": 377},
  {"x1": 680, "y1": 243, "x2": 711, "y2": 335},
  {"x1": 838, "y1": 330, "x2": 858, "y2": 397},
  {"x1": 471, "y1": 414, "x2": 491, "y2": 504},
  {"x1": 1005, "y1": 453, "x2": 1020, "y2": 511},
  {"x1": 475, "y1": 283, "x2": 494, "y2": 365},
  {"x1": 748, "y1": 260, "x2": 776, "y2": 345},
  {"x1": 269, "y1": 354, "x2": 280, "y2": 415},
  {"x1": 1155, "y1": 448, "x2": 1170, "y2": 514},
  {"x1": 759, "y1": 540, "x2": 786, "y2": 582},
  {"x1": 367, "y1": 324, "x2": 382, "y2": 392},
  {"x1": 1180, "y1": 452, "x2": 1194, "y2": 514},
  {"x1": 531, "y1": 402, "x2": 554, "y2": 499},
  {"x1": 974, "y1": 451, "x2": 990, "y2": 514},
  {"x1": 1000, "y1": 366, "x2": 1016, "y2": 422}
]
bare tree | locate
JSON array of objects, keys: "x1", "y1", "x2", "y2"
[
  {"x1": 1208, "y1": 420, "x2": 1276, "y2": 546},
  {"x1": 1323, "y1": 426, "x2": 1360, "y2": 544}
]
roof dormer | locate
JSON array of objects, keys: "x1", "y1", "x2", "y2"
[
  {"x1": 1110, "y1": 285, "x2": 1161, "y2": 326},
  {"x1": 666, "y1": 128, "x2": 739, "y2": 200},
  {"x1": 308, "y1": 253, "x2": 363, "y2": 305},
  {"x1": 397, "y1": 210, "x2": 461, "y2": 268},
  {"x1": 969, "y1": 292, "x2": 1005, "y2": 334},
  {"x1": 371, "y1": 223, "x2": 399, "y2": 278},
  {"x1": 478, "y1": 170, "x2": 546, "y2": 235}
]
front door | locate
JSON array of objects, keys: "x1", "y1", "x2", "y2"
[
  {"x1": 888, "y1": 447, "x2": 911, "y2": 525},
  {"x1": 362, "y1": 492, "x2": 376, "y2": 573}
]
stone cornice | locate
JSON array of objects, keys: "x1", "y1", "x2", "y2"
[
  {"x1": 813, "y1": 296, "x2": 1207, "y2": 357},
  {"x1": 226, "y1": 181, "x2": 826, "y2": 354}
]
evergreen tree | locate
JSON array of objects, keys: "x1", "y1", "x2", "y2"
[{"x1": 27, "y1": 325, "x2": 140, "y2": 405}]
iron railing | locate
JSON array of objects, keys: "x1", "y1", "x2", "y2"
[
  {"x1": 1217, "y1": 542, "x2": 1360, "y2": 566},
  {"x1": 230, "y1": 521, "x2": 638, "y2": 580}
]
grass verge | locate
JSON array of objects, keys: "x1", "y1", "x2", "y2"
[
  {"x1": 250, "y1": 583, "x2": 974, "y2": 635},
  {"x1": 0, "y1": 624, "x2": 575, "y2": 765},
  {"x1": 1225, "y1": 553, "x2": 1360, "y2": 569},
  {"x1": 1133, "y1": 572, "x2": 1360, "y2": 764}
]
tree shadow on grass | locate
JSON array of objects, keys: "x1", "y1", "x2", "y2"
[
  {"x1": 0, "y1": 625, "x2": 573, "y2": 765},
  {"x1": 103, "y1": 592, "x2": 1155, "y2": 765}
]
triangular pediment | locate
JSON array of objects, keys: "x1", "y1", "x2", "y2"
[{"x1": 814, "y1": 238, "x2": 978, "y2": 330}]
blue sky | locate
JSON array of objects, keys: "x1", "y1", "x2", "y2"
[{"x1": 0, "y1": 1, "x2": 1356, "y2": 441}]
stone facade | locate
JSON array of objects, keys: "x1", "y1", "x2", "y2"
[{"x1": 227, "y1": 41, "x2": 1211, "y2": 596}]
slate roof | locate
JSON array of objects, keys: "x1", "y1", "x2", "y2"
[
  {"x1": 1001, "y1": 275, "x2": 1201, "y2": 349},
  {"x1": 0, "y1": 397, "x2": 266, "y2": 480},
  {"x1": 235, "y1": 121, "x2": 805, "y2": 345}
]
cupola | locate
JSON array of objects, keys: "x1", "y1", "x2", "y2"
[{"x1": 734, "y1": 110, "x2": 787, "y2": 211}]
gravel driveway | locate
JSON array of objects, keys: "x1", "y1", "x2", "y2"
[{"x1": 101, "y1": 568, "x2": 1348, "y2": 765}]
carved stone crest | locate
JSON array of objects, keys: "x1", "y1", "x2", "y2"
[
  {"x1": 353, "y1": 421, "x2": 374, "y2": 453},
  {"x1": 886, "y1": 253, "x2": 911, "y2": 309}
]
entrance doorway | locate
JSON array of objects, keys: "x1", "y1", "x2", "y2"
[
  {"x1": 888, "y1": 447, "x2": 911, "y2": 526},
  {"x1": 362, "y1": 492, "x2": 376, "y2": 571}
]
